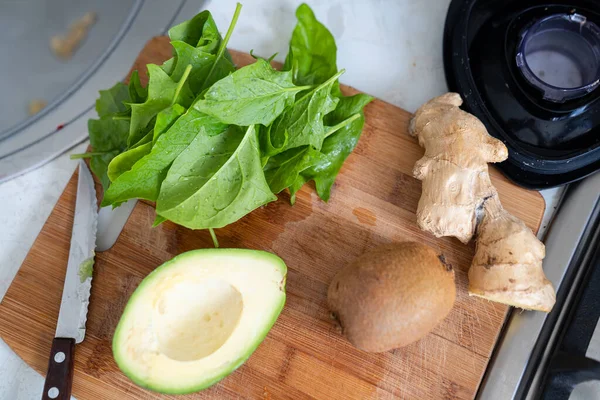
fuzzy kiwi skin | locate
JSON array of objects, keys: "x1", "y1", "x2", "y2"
[{"x1": 327, "y1": 242, "x2": 456, "y2": 352}]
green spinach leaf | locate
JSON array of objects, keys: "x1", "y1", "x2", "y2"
[
  {"x1": 288, "y1": 174, "x2": 307, "y2": 205},
  {"x1": 197, "y1": 4, "x2": 240, "y2": 92},
  {"x1": 265, "y1": 69, "x2": 342, "y2": 155},
  {"x1": 195, "y1": 58, "x2": 310, "y2": 126},
  {"x1": 130, "y1": 127, "x2": 153, "y2": 149},
  {"x1": 284, "y1": 3, "x2": 338, "y2": 86},
  {"x1": 128, "y1": 64, "x2": 194, "y2": 146},
  {"x1": 153, "y1": 104, "x2": 186, "y2": 143},
  {"x1": 293, "y1": 93, "x2": 373, "y2": 201},
  {"x1": 156, "y1": 125, "x2": 277, "y2": 229},
  {"x1": 168, "y1": 11, "x2": 221, "y2": 54},
  {"x1": 156, "y1": 126, "x2": 244, "y2": 211},
  {"x1": 85, "y1": 82, "x2": 132, "y2": 190},
  {"x1": 102, "y1": 109, "x2": 227, "y2": 206},
  {"x1": 167, "y1": 10, "x2": 236, "y2": 93},
  {"x1": 106, "y1": 101, "x2": 183, "y2": 183},
  {"x1": 127, "y1": 71, "x2": 147, "y2": 105},
  {"x1": 107, "y1": 141, "x2": 152, "y2": 183},
  {"x1": 264, "y1": 146, "x2": 321, "y2": 194},
  {"x1": 87, "y1": 117, "x2": 129, "y2": 190},
  {"x1": 96, "y1": 82, "x2": 129, "y2": 117},
  {"x1": 169, "y1": 42, "x2": 232, "y2": 94}
]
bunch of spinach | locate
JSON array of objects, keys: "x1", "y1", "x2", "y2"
[{"x1": 75, "y1": 3, "x2": 372, "y2": 245}]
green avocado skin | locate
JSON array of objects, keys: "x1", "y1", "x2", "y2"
[{"x1": 112, "y1": 248, "x2": 287, "y2": 395}]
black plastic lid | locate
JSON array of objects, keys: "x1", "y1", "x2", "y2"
[{"x1": 444, "y1": 0, "x2": 600, "y2": 189}]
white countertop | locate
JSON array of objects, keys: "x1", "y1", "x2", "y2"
[{"x1": 0, "y1": 1, "x2": 563, "y2": 398}]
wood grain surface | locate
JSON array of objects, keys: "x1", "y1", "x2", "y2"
[{"x1": 0, "y1": 37, "x2": 546, "y2": 400}]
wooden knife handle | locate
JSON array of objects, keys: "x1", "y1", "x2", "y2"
[{"x1": 41, "y1": 338, "x2": 75, "y2": 400}]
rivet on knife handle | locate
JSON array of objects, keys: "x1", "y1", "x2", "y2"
[{"x1": 41, "y1": 337, "x2": 75, "y2": 400}]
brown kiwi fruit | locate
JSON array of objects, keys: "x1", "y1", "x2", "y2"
[{"x1": 327, "y1": 242, "x2": 456, "y2": 352}]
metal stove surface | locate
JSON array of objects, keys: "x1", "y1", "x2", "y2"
[{"x1": 571, "y1": 321, "x2": 600, "y2": 399}]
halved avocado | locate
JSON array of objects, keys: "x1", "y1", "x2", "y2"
[{"x1": 112, "y1": 248, "x2": 287, "y2": 394}]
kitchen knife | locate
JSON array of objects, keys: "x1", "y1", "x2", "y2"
[
  {"x1": 96, "y1": 199, "x2": 136, "y2": 252},
  {"x1": 41, "y1": 160, "x2": 98, "y2": 400}
]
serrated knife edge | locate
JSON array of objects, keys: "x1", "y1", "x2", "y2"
[{"x1": 55, "y1": 160, "x2": 98, "y2": 343}]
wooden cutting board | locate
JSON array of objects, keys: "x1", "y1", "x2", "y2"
[{"x1": 0, "y1": 37, "x2": 545, "y2": 400}]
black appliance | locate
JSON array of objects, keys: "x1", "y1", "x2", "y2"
[{"x1": 445, "y1": 0, "x2": 600, "y2": 188}]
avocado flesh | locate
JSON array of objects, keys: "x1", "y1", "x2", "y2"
[{"x1": 112, "y1": 248, "x2": 287, "y2": 394}]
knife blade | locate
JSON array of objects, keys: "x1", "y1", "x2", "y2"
[
  {"x1": 96, "y1": 199, "x2": 136, "y2": 252},
  {"x1": 42, "y1": 160, "x2": 98, "y2": 400}
]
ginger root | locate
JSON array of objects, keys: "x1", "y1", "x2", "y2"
[
  {"x1": 409, "y1": 93, "x2": 508, "y2": 244},
  {"x1": 410, "y1": 93, "x2": 555, "y2": 312},
  {"x1": 468, "y1": 196, "x2": 555, "y2": 311}
]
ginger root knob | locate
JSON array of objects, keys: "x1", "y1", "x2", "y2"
[
  {"x1": 409, "y1": 93, "x2": 508, "y2": 244},
  {"x1": 468, "y1": 196, "x2": 555, "y2": 312}
]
